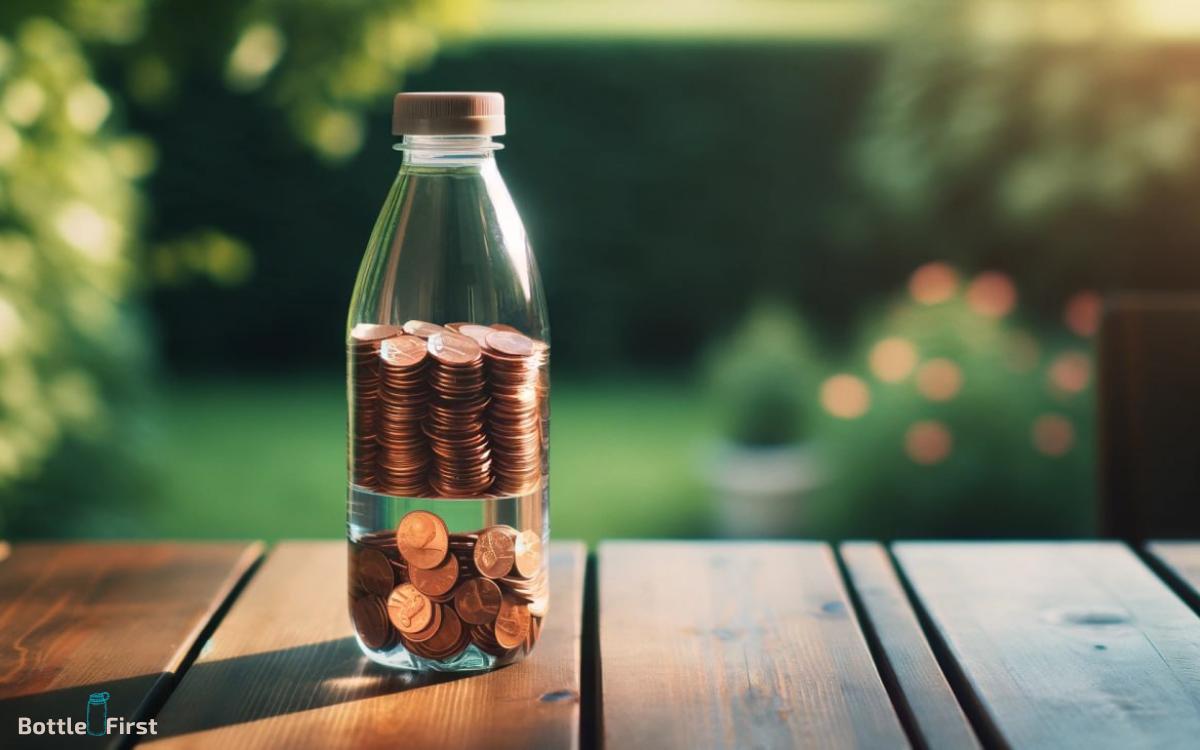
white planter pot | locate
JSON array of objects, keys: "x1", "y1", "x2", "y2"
[{"x1": 708, "y1": 441, "x2": 822, "y2": 537}]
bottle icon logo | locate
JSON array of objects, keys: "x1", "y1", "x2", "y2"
[{"x1": 86, "y1": 691, "x2": 110, "y2": 736}]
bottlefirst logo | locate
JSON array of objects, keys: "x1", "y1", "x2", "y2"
[{"x1": 16, "y1": 692, "x2": 158, "y2": 737}]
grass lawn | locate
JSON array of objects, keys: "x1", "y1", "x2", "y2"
[{"x1": 138, "y1": 374, "x2": 718, "y2": 544}]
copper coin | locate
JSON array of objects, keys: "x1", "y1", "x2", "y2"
[
  {"x1": 473, "y1": 525, "x2": 517, "y2": 578},
  {"x1": 352, "y1": 596, "x2": 393, "y2": 650},
  {"x1": 494, "y1": 598, "x2": 531, "y2": 649},
  {"x1": 404, "y1": 601, "x2": 444, "y2": 643},
  {"x1": 420, "y1": 606, "x2": 464, "y2": 656},
  {"x1": 428, "y1": 332, "x2": 482, "y2": 366},
  {"x1": 514, "y1": 529, "x2": 543, "y2": 578},
  {"x1": 380, "y1": 335, "x2": 428, "y2": 367},
  {"x1": 454, "y1": 577, "x2": 503, "y2": 625},
  {"x1": 357, "y1": 548, "x2": 396, "y2": 597},
  {"x1": 387, "y1": 583, "x2": 433, "y2": 634},
  {"x1": 455, "y1": 324, "x2": 496, "y2": 348},
  {"x1": 490, "y1": 323, "x2": 522, "y2": 334},
  {"x1": 485, "y1": 330, "x2": 535, "y2": 357},
  {"x1": 409, "y1": 552, "x2": 459, "y2": 598},
  {"x1": 351, "y1": 323, "x2": 404, "y2": 342},
  {"x1": 402, "y1": 320, "x2": 446, "y2": 338},
  {"x1": 396, "y1": 510, "x2": 449, "y2": 569}
]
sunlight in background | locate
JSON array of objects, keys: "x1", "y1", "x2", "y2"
[
  {"x1": 869, "y1": 338, "x2": 918, "y2": 383},
  {"x1": 821, "y1": 375, "x2": 871, "y2": 420},
  {"x1": 905, "y1": 420, "x2": 953, "y2": 465}
]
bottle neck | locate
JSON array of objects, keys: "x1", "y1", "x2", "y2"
[{"x1": 398, "y1": 135, "x2": 502, "y2": 167}]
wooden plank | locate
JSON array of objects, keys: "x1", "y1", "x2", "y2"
[
  {"x1": 0, "y1": 542, "x2": 262, "y2": 746},
  {"x1": 1147, "y1": 542, "x2": 1200, "y2": 609},
  {"x1": 598, "y1": 541, "x2": 909, "y2": 749},
  {"x1": 840, "y1": 542, "x2": 981, "y2": 750},
  {"x1": 147, "y1": 540, "x2": 585, "y2": 750},
  {"x1": 894, "y1": 542, "x2": 1200, "y2": 750}
]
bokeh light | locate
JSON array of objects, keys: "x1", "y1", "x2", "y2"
[
  {"x1": 905, "y1": 420, "x2": 953, "y2": 465},
  {"x1": 869, "y1": 337, "x2": 918, "y2": 382},
  {"x1": 1032, "y1": 414, "x2": 1075, "y2": 456},
  {"x1": 909, "y1": 262, "x2": 959, "y2": 305},
  {"x1": 1048, "y1": 350, "x2": 1091, "y2": 395},
  {"x1": 916, "y1": 358, "x2": 963, "y2": 401},
  {"x1": 226, "y1": 23, "x2": 286, "y2": 91},
  {"x1": 1064, "y1": 291, "x2": 1102, "y2": 337},
  {"x1": 820, "y1": 374, "x2": 871, "y2": 419},
  {"x1": 966, "y1": 271, "x2": 1017, "y2": 318}
]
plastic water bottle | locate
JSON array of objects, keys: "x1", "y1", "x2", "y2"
[{"x1": 345, "y1": 92, "x2": 549, "y2": 673}]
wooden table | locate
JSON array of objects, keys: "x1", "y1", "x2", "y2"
[{"x1": 3, "y1": 540, "x2": 1200, "y2": 748}]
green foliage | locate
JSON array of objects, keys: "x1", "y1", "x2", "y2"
[
  {"x1": 196, "y1": 0, "x2": 475, "y2": 161},
  {"x1": 0, "y1": 1, "x2": 474, "y2": 532},
  {"x1": 855, "y1": 0, "x2": 1200, "y2": 276},
  {"x1": 808, "y1": 270, "x2": 1095, "y2": 538},
  {"x1": 704, "y1": 300, "x2": 823, "y2": 447},
  {"x1": 0, "y1": 18, "x2": 153, "y2": 529}
]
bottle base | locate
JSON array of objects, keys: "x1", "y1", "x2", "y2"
[{"x1": 355, "y1": 634, "x2": 515, "y2": 672}]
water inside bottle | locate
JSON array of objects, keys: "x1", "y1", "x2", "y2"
[{"x1": 347, "y1": 483, "x2": 548, "y2": 671}]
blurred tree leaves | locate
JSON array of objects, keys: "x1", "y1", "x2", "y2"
[
  {"x1": 0, "y1": 0, "x2": 474, "y2": 532},
  {"x1": 854, "y1": 0, "x2": 1200, "y2": 292},
  {"x1": 704, "y1": 299, "x2": 824, "y2": 447},
  {"x1": 0, "y1": 18, "x2": 152, "y2": 531},
  {"x1": 809, "y1": 265, "x2": 1096, "y2": 538}
]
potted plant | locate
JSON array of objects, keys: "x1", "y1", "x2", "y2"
[{"x1": 704, "y1": 300, "x2": 824, "y2": 537}]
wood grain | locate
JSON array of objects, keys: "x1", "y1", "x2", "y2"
[
  {"x1": 147, "y1": 540, "x2": 585, "y2": 750},
  {"x1": 598, "y1": 541, "x2": 909, "y2": 749},
  {"x1": 1147, "y1": 542, "x2": 1200, "y2": 609},
  {"x1": 839, "y1": 542, "x2": 980, "y2": 750},
  {"x1": 894, "y1": 542, "x2": 1200, "y2": 750},
  {"x1": 0, "y1": 542, "x2": 262, "y2": 747}
]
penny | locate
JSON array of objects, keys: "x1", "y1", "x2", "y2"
[
  {"x1": 420, "y1": 606, "x2": 464, "y2": 656},
  {"x1": 454, "y1": 324, "x2": 496, "y2": 348},
  {"x1": 396, "y1": 510, "x2": 449, "y2": 569},
  {"x1": 474, "y1": 525, "x2": 517, "y2": 579},
  {"x1": 402, "y1": 320, "x2": 446, "y2": 338},
  {"x1": 514, "y1": 529, "x2": 543, "y2": 579},
  {"x1": 380, "y1": 335, "x2": 428, "y2": 367},
  {"x1": 387, "y1": 583, "x2": 434, "y2": 634},
  {"x1": 494, "y1": 598, "x2": 531, "y2": 649},
  {"x1": 454, "y1": 577, "x2": 503, "y2": 624},
  {"x1": 352, "y1": 595, "x2": 393, "y2": 650},
  {"x1": 404, "y1": 601, "x2": 444, "y2": 643},
  {"x1": 409, "y1": 552, "x2": 459, "y2": 598},
  {"x1": 357, "y1": 548, "x2": 396, "y2": 597},
  {"x1": 485, "y1": 330, "x2": 535, "y2": 358},
  {"x1": 351, "y1": 323, "x2": 404, "y2": 342},
  {"x1": 428, "y1": 332, "x2": 482, "y2": 367}
]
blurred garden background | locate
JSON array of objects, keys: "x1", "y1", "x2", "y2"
[{"x1": 3, "y1": 0, "x2": 1200, "y2": 542}]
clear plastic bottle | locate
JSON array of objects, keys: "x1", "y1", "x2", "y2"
[{"x1": 345, "y1": 93, "x2": 549, "y2": 672}]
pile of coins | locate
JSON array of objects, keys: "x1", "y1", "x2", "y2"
[
  {"x1": 426, "y1": 330, "x2": 492, "y2": 497},
  {"x1": 484, "y1": 330, "x2": 550, "y2": 496},
  {"x1": 378, "y1": 335, "x2": 433, "y2": 496},
  {"x1": 350, "y1": 324, "x2": 402, "y2": 487},
  {"x1": 349, "y1": 510, "x2": 546, "y2": 664},
  {"x1": 348, "y1": 320, "x2": 549, "y2": 499}
]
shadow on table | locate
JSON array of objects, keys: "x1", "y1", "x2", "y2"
[{"x1": 0, "y1": 637, "x2": 487, "y2": 743}]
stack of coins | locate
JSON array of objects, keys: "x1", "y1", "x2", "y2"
[
  {"x1": 349, "y1": 324, "x2": 402, "y2": 487},
  {"x1": 348, "y1": 511, "x2": 546, "y2": 664},
  {"x1": 348, "y1": 320, "x2": 549, "y2": 499},
  {"x1": 376, "y1": 335, "x2": 432, "y2": 496},
  {"x1": 483, "y1": 329, "x2": 550, "y2": 496},
  {"x1": 425, "y1": 332, "x2": 493, "y2": 498}
]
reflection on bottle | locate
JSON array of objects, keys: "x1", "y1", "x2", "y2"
[{"x1": 86, "y1": 691, "x2": 110, "y2": 737}]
